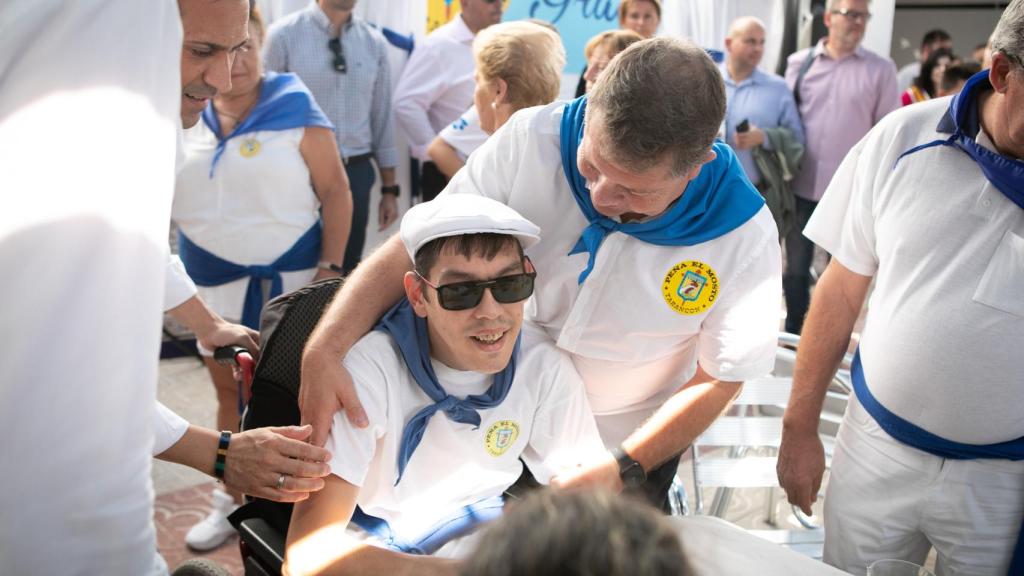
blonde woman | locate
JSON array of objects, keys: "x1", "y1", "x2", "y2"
[
  {"x1": 427, "y1": 20, "x2": 565, "y2": 178},
  {"x1": 581, "y1": 29, "x2": 644, "y2": 94}
]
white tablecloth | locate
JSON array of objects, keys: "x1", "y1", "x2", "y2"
[{"x1": 672, "y1": 516, "x2": 847, "y2": 575}]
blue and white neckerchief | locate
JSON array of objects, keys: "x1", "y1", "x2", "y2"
[
  {"x1": 375, "y1": 299, "x2": 519, "y2": 485},
  {"x1": 559, "y1": 96, "x2": 765, "y2": 284},
  {"x1": 894, "y1": 70, "x2": 1024, "y2": 210},
  {"x1": 200, "y1": 71, "x2": 334, "y2": 177}
]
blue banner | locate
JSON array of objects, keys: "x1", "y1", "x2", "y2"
[{"x1": 504, "y1": 0, "x2": 621, "y2": 73}]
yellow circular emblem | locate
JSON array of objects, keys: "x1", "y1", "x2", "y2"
[
  {"x1": 661, "y1": 260, "x2": 719, "y2": 315},
  {"x1": 484, "y1": 420, "x2": 520, "y2": 457},
  {"x1": 239, "y1": 137, "x2": 261, "y2": 158}
]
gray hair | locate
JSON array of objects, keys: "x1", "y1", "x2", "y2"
[
  {"x1": 460, "y1": 489, "x2": 692, "y2": 576},
  {"x1": 587, "y1": 37, "x2": 725, "y2": 177},
  {"x1": 991, "y1": 0, "x2": 1024, "y2": 66}
]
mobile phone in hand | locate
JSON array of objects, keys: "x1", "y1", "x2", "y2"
[{"x1": 736, "y1": 119, "x2": 750, "y2": 133}]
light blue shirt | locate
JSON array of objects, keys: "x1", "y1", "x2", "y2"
[
  {"x1": 721, "y1": 65, "x2": 805, "y2": 186},
  {"x1": 264, "y1": 5, "x2": 398, "y2": 168}
]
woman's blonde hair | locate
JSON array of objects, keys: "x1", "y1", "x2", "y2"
[
  {"x1": 584, "y1": 29, "x2": 644, "y2": 60},
  {"x1": 473, "y1": 21, "x2": 566, "y2": 111}
]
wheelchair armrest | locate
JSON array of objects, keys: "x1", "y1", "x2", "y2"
[{"x1": 238, "y1": 518, "x2": 285, "y2": 574}]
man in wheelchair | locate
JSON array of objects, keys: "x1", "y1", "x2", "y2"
[{"x1": 283, "y1": 196, "x2": 606, "y2": 575}]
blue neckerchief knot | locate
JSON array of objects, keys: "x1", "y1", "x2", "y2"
[
  {"x1": 200, "y1": 71, "x2": 334, "y2": 177},
  {"x1": 894, "y1": 70, "x2": 1024, "y2": 211},
  {"x1": 375, "y1": 299, "x2": 519, "y2": 485},
  {"x1": 559, "y1": 96, "x2": 766, "y2": 284}
]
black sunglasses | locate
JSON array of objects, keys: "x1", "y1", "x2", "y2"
[
  {"x1": 415, "y1": 270, "x2": 536, "y2": 311},
  {"x1": 327, "y1": 38, "x2": 347, "y2": 73}
]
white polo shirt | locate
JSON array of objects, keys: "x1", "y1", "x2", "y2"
[
  {"x1": 327, "y1": 323, "x2": 604, "y2": 544},
  {"x1": 438, "y1": 105, "x2": 488, "y2": 161},
  {"x1": 805, "y1": 96, "x2": 1024, "y2": 444},
  {"x1": 442, "y1": 103, "x2": 781, "y2": 444}
]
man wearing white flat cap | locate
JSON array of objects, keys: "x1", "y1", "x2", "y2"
[{"x1": 284, "y1": 195, "x2": 604, "y2": 576}]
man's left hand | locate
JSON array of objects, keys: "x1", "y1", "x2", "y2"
[
  {"x1": 733, "y1": 126, "x2": 765, "y2": 150},
  {"x1": 223, "y1": 425, "x2": 332, "y2": 503},
  {"x1": 550, "y1": 451, "x2": 623, "y2": 492},
  {"x1": 378, "y1": 193, "x2": 399, "y2": 231},
  {"x1": 195, "y1": 318, "x2": 259, "y2": 358}
]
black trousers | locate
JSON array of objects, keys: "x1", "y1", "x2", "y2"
[{"x1": 418, "y1": 160, "x2": 449, "y2": 202}]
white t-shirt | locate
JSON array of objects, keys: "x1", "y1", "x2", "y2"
[
  {"x1": 393, "y1": 16, "x2": 475, "y2": 160},
  {"x1": 0, "y1": 1, "x2": 182, "y2": 574},
  {"x1": 437, "y1": 105, "x2": 488, "y2": 161},
  {"x1": 173, "y1": 124, "x2": 320, "y2": 321},
  {"x1": 327, "y1": 324, "x2": 604, "y2": 547},
  {"x1": 805, "y1": 96, "x2": 1024, "y2": 444},
  {"x1": 441, "y1": 103, "x2": 781, "y2": 445}
]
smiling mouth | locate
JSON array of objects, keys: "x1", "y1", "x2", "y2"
[{"x1": 471, "y1": 330, "x2": 507, "y2": 345}]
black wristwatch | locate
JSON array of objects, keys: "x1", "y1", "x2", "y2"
[
  {"x1": 380, "y1": 184, "x2": 400, "y2": 196},
  {"x1": 611, "y1": 445, "x2": 647, "y2": 488}
]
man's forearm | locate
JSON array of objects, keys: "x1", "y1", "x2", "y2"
[
  {"x1": 379, "y1": 167, "x2": 397, "y2": 187},
  {"x1": 783, "y1": 261, "x2": 870, "y2": 434},
  {"x1": 621, "y1": 369, "x2": 742, "y2": 472},
  {"x1": 305, "y1": 234, "x2": 409, "y2": 358},
  {"x1": 168, "y1": 294, "x2": 220, "y2": 338},
  {"x1": 155, "y1": 425, "x2": 217, "y2": 475}
]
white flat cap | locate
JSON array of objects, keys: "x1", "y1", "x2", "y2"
[{"x1": 400, "y1": 194, "x2": 541, "y2": 261}]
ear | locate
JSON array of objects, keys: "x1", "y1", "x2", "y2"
[
  {"x1": 492, "y1": 78, "x2": 510, "y2": 107},
  {"x1": 724, "y1": 36, "x2": 733, "y2": 52},
  {"x1": 823, "y1": 10, "x2": 833, "y2": 30},
  {"x1": 989, "y1": 52, "x2": 1014, "y2": 94},
  {"x1": 404, "y1": 272, "x2": 429, "y2": 318},
  {"x1": 523, "y1": 256, "x2": 536, "y2": 275},
  {"x1": 684, "y1": 148, "x2": 718, "y2": 181}
]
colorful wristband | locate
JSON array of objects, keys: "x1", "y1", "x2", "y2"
[{"x1": 214, "y1": 430, "x2": 231, "y2": 480}]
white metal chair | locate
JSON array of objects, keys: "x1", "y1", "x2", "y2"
[{"x1": 680, "y1": 333, "x2": 852, "y2": 559}]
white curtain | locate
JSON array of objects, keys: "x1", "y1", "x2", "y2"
[{"x1": 661, "y1": 0, "x2": 786, "y2": 74}]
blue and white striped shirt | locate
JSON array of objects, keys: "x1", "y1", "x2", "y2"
[{"x1": 264, "y1": 5, "x2": 398, "y2": 168}]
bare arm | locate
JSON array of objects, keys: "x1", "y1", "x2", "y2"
[
  {"x1": 777, "y1": 259, "x2": 871, "y2": 513},
  {"x1": 426, "y1": 136, "x2": 465, "y2": 180},
  {"x1": 156, "y1": 424, "x2": 331, "y2": 502},
  {"x1": 554, "y1": 365, "x2": 741, "y2": 491},
  {"x1": 301, "y1": 126, "x2": 352, "y2": 280},
  {"x1": 300, "y1": 234, "x2": 411, "y2": 444},
  {"x1": 377, "y1": 167, "x2": 399, "y2": 232},
  {"x1": 168, "y1": 294, "x2": 259, "y2": 356},
  {"x1": 285, "y1": 476, "x2": 458, "y2": 576}
]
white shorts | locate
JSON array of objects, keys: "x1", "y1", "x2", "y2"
[{"x1": 824, "y1": 395, "x2": 1024, "y2": 575}]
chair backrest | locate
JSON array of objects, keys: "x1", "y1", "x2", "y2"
[
  {"x1": 691, "y1": 333, "x2": 850, "y2": 510},
  {"x1": 239, "y1": 278, "x2": 342, "y2": 533}
]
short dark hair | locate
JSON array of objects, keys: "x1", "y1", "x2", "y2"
[
  {"x1": 588, "y1": 37, "x2": 725, "y2": 177},
  {"x1": 461, "y1": 489, "x2": 692, "y2": 576},
  {"x1": 921, "y1": 28, "x2": 952, "y2": 48},
  {"x1": 413, "y1": 233, "x2": 524, "y2": 281},
  {"x1": 940, "y1": 59, "x2": 982, "y2": 93}
]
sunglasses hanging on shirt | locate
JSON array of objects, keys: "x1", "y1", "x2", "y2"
[{"x1": 328, "y1": 37, "x2": 346, "y2": 73}]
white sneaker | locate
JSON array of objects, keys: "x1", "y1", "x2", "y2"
[{"x1": 185, "y1": 488, "x2": 240, "y2": 551}]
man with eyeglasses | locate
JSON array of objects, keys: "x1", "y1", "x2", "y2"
[
  {"x1": 284, "y1": 195, "x2": 604, "y2": 575},
  {"x1": 264, "y1": 0, "x2": 400, "y2": 275},
  {"x1": 777, "y1": 1, "x2": 1024, "y2": 573},
  {"x1": 393, "y1": 0, "x2": 503, "y2": 203},
  {"x1": 782, "y1": 0, "x2": 898, "y2": 335}
]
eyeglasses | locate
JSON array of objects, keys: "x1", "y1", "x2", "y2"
[
  {"x1": 327, "y1": 38, "x2": 347, "y2": 73},
  {"x1": 831, "y1": 8, "x2": 872, "y2": 22},
  {"x1": 415, "y1": 270, "x2": 536, "y2": 311}
]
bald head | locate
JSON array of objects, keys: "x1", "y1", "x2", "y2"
[
  {"x1": 728, "y1": 16, "x2": 765, "y2": 39},
  {"x1": 725, "y1": 16, "x2": 766, "y2": 76}
]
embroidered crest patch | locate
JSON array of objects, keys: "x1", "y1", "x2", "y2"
[
  {"x1": 484, "y1": 420, "x2": 520, "y2": 457},
  {"x1": 239, "y1": 137, "x2": 261, "y2": 158},
  {"x1": 661, "y1": 260, "x2": 719, "y2": 315}
]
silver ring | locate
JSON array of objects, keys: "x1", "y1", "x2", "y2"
[{"x1": 276, "y1": 473, "x2": 287, "y2": 489}]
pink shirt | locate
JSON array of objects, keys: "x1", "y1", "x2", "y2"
[{"x1": 786, "y1": 40, "x2": 899, "y2": 201}]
